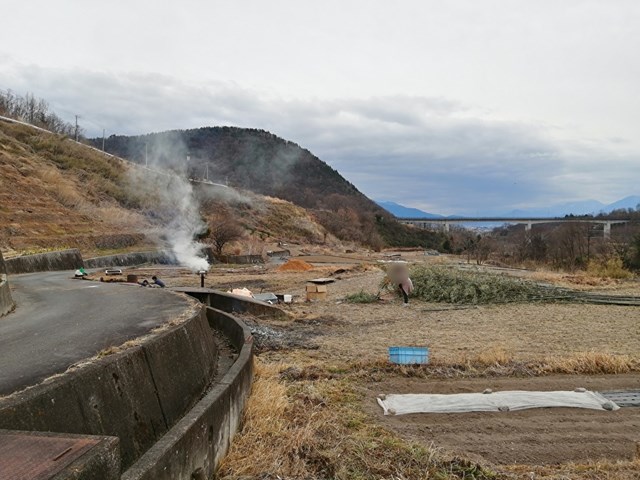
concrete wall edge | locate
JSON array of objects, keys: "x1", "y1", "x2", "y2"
[
  {"x1": 0, "y1": 303, "x2": 214, "y2": 472},
  {"x1": 5, "y1": 249, "x2": 84, "y2": 274},
  {"x1": 0, "y1": 251, "x2": 15, "y2": 316},
  {"x1": 172, "y1": 286, "x2": 289, "y2": 320},
  {"x1": 0, "y1": 276, "x2": 14, "y2": 317},
  {"x1": 121, "y1": 307, "x2": 254, "y2": 480}
]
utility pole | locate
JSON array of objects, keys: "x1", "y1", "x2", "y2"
[
  {"x1": 74, "y1": 115, "x2": 79, "y2": 142},
  {"x1": 145, "y1": 143, "x2": 148, "y2": 167},
  {"x1": 102, "y1": 129, "x2": 105, "y2": 151}
]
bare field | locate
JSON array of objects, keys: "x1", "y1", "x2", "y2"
[
  {"x1": 362, "y1": 375, "x2": 640, "y2": 466},
  {"x1": 192, "y1": 256, "x2": 640, "y2": 365},
  {"x1": 141, "y1": 254, "x2": 640, "y2": 478}
]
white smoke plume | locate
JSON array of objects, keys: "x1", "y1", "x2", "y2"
[
  {"x1": 163, "y1": 175, "x2": 210, "y2": 272},
  {"x1": 127, "y1": 135, "x2": 210, "y2": 271}
]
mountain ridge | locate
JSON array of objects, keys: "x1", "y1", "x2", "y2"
[
  {"x1": 378, "y1": 196, "x2": 640, "y2": 218},
  {"x1": 97, "y1": 127, "x2": 446, "y2": 249}
]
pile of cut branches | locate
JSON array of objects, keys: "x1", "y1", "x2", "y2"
[{"x1": 409, "y1": 265, "x2": 571, "y2": 305}]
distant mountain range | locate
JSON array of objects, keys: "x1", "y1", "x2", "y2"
[
  {"x1": 377, "y1": 196, "x2": 640, "y2": 218},
  {"x1": 375, "y1": 201, "x2": 444, "y2": 219}
]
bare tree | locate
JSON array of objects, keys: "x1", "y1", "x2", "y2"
[
  {"x1": 474, "y1": 235, "x2": 495, "y2": 265},
  {"x1": 0, "y1": 90, "x2": 77, "y2": 136},
  {"x1": 547, "y1": 223, "x2": 589, "y2": 270},
  {"x1": 456, "y1": 230, "x2": 477, "y2": 263},
  {"x1": 208, "y1": 213, "x2": 244, "y2": 257},
  {"x1": 515, "y1": 230, "x2": 548, "y2": 263}
]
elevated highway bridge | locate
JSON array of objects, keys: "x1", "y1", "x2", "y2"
[{"x1": 398, "y1": 217, "x2": 631, "y2": 239}]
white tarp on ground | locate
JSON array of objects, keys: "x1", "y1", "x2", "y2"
[{"x1": 377, "y1": 390, "x2": 619, "y2": 415}]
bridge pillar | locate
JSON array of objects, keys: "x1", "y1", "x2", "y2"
[{"x1": 604, "y1": 222, "x2": 611, "y2": 239}]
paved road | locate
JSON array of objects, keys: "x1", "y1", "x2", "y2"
[{"x1": 0, "y1": 271, "x2": 193, "y2": 396}]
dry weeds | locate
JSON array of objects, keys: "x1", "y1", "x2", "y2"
[
  {"x1": 541, "y1": 352, "x2": 638, "y2": 375},
  {"x1": 218, "y1": 360, "x2": 495, "y2": 480},
  {"x1": 218, "y1": 352, "x2": 640, "y2": 479},
  {"x1": 347, "y1": 351, "x2": 640, "y2": 382}
]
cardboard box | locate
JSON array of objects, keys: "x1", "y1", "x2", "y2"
[
  {"x1": 306, "y1": 291, "x2": 327, "y2": 301},
  {"x1": 306, "y1": 282, "x2": 329, "y2": 300}
]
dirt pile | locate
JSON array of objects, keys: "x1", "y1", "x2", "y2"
[{"x1": 277, "y1": 259, "x2": 313, "y2": 272}]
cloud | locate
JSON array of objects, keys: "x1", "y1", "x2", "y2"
[{"x1": 2, "y1": 61, "x2": 638, "y2": 215}]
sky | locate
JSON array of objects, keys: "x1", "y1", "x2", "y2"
[{"x1": 1, "y1": 0, "x2": 638, "y2": 215}]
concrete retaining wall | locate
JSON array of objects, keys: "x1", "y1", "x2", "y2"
[
  {"x1": 84, "y1": 251, "x2": 177, "y2": 269},
  {"x1": 5, "y1": 248, "x2": 84, "y2": 274},
  {"x1": 217, "y1": 254, "x2": 264, "y2": 264},
  {"x1": 122, "y1": 307, "x2": 253, "y2": 480},
  {"x1": 0, "y1": 251, "x2": 6, "y2": 275},
  {"x1": 172, "y1": 287, "x2": 289, "y2": 320},
  {"x1": 266, "y1": 249, "x2": 290, "y2": 258},
  {"x1": 0, "y1": 251, "x2": 14, "y2": 316},
  {"x1": 0, "y1": 304, "x2": 217, "y2": 471},
  {"x1": 0, "y1": 275, "x2": 13, "y2": 317}
]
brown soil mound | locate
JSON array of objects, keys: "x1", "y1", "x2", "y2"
[{"x1": 277, "y1": 259, "x2": 313, "y2": 272}]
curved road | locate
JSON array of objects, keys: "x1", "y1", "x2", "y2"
[{"x1": 0, "y1": 271, "x2": 194, "y2": 396}]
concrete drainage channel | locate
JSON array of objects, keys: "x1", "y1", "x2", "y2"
[
  {"x1": 0, "y1": 274, "x2": 259, "y2": 479},
  {"x1": 0, "y1": 251, "x2": 15, "y2": 316},
  {"x1": 120, "y1": 287, "x2": 289, "y2": 479},
  {"x1": 121, "y1": 303, "x2": 254, "y2": 480}
]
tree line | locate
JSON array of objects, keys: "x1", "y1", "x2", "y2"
[
  {"x1": 0, "y1": 90, "x2": 80, "y2": 137},
  {"x1": 446, "y1": 207, "x2": 640, "y2": 273}
]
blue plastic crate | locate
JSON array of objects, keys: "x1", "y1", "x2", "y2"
[{"x1": 388, "y1": 346, "x2": 429, "y2": 365}]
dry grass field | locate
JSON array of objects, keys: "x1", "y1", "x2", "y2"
[{"x1": 136, "y1": 252, "x2": 640, "y2": 479}]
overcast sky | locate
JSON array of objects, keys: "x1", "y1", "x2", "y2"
[{"x1": 1, "y1": 0, "x2": 638, "y2": 214}]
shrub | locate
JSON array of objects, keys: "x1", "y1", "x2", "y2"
[
  {"x1": 344, "y1": 290, "x2": 379, "y2": 303},
  {"x1": 587, "y1": 257, "x2": 633, "y2": 279}
]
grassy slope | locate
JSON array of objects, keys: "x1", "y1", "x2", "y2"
[
  {"x1": 0, "y1": 120, "x2": 153, "y2": 254},
  {"x1": 0, "y1": 120, "x2": 337, "y2": 256}
]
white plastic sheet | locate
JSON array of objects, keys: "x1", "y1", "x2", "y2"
[{"x1": 377, "y1": 390, "x2": 619, "y2": 415}]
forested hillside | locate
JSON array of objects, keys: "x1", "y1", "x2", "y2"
[{"x1": 99, "y1": 127, "x2": 445, "y2": 249}]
